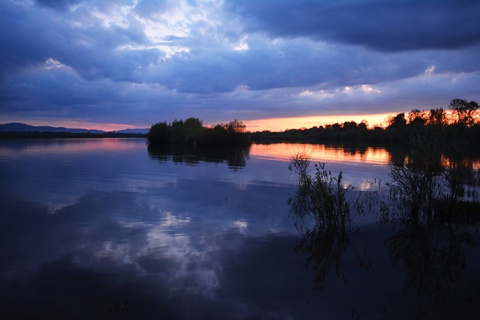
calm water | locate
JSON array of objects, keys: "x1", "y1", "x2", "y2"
[{"x1": 0, "y1": 139, "x2": 478, "y2": 319}]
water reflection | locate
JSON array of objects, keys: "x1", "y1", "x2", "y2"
[
  {"x1": 385, "y1": 213, "x2": 477, "y2": 312},
  {"x1": 2, "y1": 138, "x2": 479, "y2": 319},
  {"x1": 0, "y1": 138, "x2": 144, "y2": 156},
  {"x1": 148, "y1": 144, "x2": 251, "y2": 168},
  {"x1": 384, "y1": 133, "x2": 480, "y2": 315},
  {"x1": 0, "y1": 190, "x2": 306, "y2": 319},
  {"x1": 289, "y1": 136, "x2": 480, "y2": 317},
  {"x1": 1, "y1": 139, "x2": 304, "y2": 319},
  {"x1": 251, "y1": 143, "x2": 391, "y2": 165}
]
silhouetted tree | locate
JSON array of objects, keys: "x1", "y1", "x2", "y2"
[
  {"x1": 148, "y1": 122, "x2": 172, "y2": 144},
  {"x1": 427, "y1": 108, "x2": 446, "y2": 126},
  {"x1": 449, "y1": 98, "x2": 479, "y2": 127},
  {"x1": 385, "y1": 113, "x2": 407, "y2": 142}
]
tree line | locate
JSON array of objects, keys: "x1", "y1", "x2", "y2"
[
  {"x1": 250, "y1": 98, "x2": 480, "y2": 151},
  {"x1": 148, "y1": 118, "x2": 251, "y2": 146}
]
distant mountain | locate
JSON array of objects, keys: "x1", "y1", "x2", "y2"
[
  {"x1": 0, "y1": 123, "x2": 150, "y2": 134},
  {"x1": 114, "y1": 128, "x2": 150, "y2": 134},
  {"x1": 0, "y1": 122, "x2": 106, "y2": 134}
]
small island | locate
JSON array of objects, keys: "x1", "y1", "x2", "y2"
[{"x1": 147, "y1": 118, "x2": 251, "y2": 146}]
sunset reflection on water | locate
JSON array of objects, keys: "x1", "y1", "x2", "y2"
[
  {"x1": 250, "y1": 143, "x2": 391, "y2": 165},
  {"x1": 0, "y1": 138, "x2": 144, "y2": 158}
]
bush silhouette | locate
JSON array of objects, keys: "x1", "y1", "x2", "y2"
[{"x1": 148, "y1": 118, "x2": 251, "y2": 146}]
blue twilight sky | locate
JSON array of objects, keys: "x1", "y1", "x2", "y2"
[{"x1": 1, "y1": 0, "x2": 480, "y2": 131}]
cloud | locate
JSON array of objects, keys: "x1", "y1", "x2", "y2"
[
  {"x1": 226, "y1": 0, "x2": 480, "y2": 52},
  {"x1": 1, "y1": 50, "x2": 479, "y2": 125},
  {"x1": 36, "y1": 0, "x2": 83, "y2": 11},
  {"x1": 0, "y1": 0, "x2": 479, "y2": 128}
]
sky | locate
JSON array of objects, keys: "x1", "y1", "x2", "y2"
[{"x1": 1, "y1": 0, "x2": 480, "y2": 131}]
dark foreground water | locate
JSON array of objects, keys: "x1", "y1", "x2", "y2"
[{"x1": 0, "y1": 139, "x2": 479, "y2": 319}]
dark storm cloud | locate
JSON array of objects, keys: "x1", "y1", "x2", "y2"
[
  {"x1": 36, "y1": 0, "x2": 82, "y2": 11},
  {"x1": 227, "y1": 0, "x2": 480, "y2": 52},
  {"x1": 0, "y1": 1, "x2": 150, "y2": 81},
  {"x1": 153, "y1": 39, "x2": 480, "y2": 94},
  {"x1": 1, "y1": 0, "x2": 477, "y2": 91},
  {"x1": 0, "y1": 2, "x2": 48, "y2": 76},
  {"x1": 0, "y1": 65, "x2": 170, "y2": 123},
  {"x1": 1, "y1": 0, "x2": 479, "y2": 127}
]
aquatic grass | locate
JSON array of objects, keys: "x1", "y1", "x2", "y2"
[{"x1": 288, "y1": 152, "x2": 353, "y2": 289}]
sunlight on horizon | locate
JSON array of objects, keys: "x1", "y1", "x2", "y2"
[
  {"x1": 3, "y1": 113, "x2": 395, "y2": 132},
  {"x1": 244, "y1": 113, "x2": 392, "y2": 132}
]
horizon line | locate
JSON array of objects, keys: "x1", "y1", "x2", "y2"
[{"x1": 1, "y1": 112, "x2": 405, "y2": 133}]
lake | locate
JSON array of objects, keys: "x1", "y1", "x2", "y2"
[{"x1": 0, "y1": 138, "x2": 479, "y2": 319}]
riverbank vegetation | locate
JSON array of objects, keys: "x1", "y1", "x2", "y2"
[
  {"x1": 289, "y1": 127, "x2": 480, "y2": 303},
  {"x1": 251, "y1": 98, "x2": 480, "y2": 151}
]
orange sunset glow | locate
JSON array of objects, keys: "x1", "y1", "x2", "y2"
[
  {"x1": 243, "y1": 113, "x2": 392, "y2": 132},
  {"x1": 4, "y1": 113, "x2": 395, "y2": 132}
]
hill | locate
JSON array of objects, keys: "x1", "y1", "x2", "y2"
[
  {"x1": 114, "y1": 128, "x2": 150, "y2": 134},
  {"x1": 0, "y1": 122, "x2": 105, "y2": 134},
  {"x1": 0, "y1": 123, "x2": 150, "y2": 134}
]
